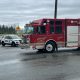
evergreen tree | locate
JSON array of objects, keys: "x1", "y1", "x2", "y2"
[{"x1": 0, "y1": 24, "x2": 16, "y2": 34}]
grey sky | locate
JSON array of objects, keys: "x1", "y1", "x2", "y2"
[{"x1": 0, "y1": 0, "x2": 80, "y2": 27}]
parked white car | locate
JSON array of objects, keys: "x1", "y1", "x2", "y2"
[
  {"x1": 0, "y1": 36, "x2": 2, "y2": 44},
  {"x1": 1, "y1": 34, "x2": 22, "y2": 47}
]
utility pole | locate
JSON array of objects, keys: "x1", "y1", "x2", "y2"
[{"x1": 54, "y1": 0, "x2": 58, "y2": 19}]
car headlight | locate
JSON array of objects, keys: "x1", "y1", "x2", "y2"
[{"x1": 14, "y1": 40, "x2": 20, "y2": 43}]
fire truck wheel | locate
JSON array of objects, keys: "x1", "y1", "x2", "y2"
[{"x1": 45, "y1": 42, "x2": 55, "y2": 53}]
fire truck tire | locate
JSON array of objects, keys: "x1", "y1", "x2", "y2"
[
  {"x1": 45, "y1": 42, "x2": 56, "y2": 53},
  {"x1": 77, "y1": 47, "x2": 80, "y2": 50},
  {"x1": 38, "y1": 49, "x2": 44, "y2": 53}
]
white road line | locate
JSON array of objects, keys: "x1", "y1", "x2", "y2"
[{"x1": 0, "y1": 59, "x2": 20, "y2": 66}]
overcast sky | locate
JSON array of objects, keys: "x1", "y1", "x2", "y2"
[{"x1": 0, "y1": 0, "x2": 80, "y2": 27}]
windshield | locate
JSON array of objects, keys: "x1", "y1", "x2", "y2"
[
  {"x1": 10, "y1": 35, "x2": 21, "y2": 39},
  {"x1": 25, "y1": 26, "x2": 34, "y2": 34}
]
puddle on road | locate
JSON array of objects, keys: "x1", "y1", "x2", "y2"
[
  {"x1": 19, "y1": 48, "x2": 80, "y2": 62},
  {"x1": 0, "y1": 59, "x2": 20, "y2": 66},
  {"x1": 19, "y1": 51, "x2": 47, "y2": 61},
  {"x1": 46, "y1": 73, "x2": 67, "y2": 80},
  {"x1": 20, "y1": 54, "x2": 47, "y2": 61}
]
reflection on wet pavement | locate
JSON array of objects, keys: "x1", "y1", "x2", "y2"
[
  {"x1": 19, "y1": 48, "x2": 80, "y2": 63},
  {"x1": 1, "y1": 45, "x2": 80, "y2": 80}
]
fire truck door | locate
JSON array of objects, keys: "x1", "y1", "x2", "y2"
[{"x1": 67, "y1": 26, "x2": 78, "y2": 47}]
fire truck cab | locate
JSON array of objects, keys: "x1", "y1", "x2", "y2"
[{"x1": 21, "y1": 18, "x2": 80, "y2": 52}]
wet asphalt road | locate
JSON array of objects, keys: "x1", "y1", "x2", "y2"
[{"x1": 0, "y1": 45, "x2": 80, "y2": 80}]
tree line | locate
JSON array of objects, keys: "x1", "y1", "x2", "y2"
[{"x1": 0, "y1": 25, "x2": 16, "y2": 34}]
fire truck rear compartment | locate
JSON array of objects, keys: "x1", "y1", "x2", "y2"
[{"x1": 67, "y1": 26, "x2": 78, "y2": 47}]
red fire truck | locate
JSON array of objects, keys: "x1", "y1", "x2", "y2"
[{"x1": 21, "y1": 18, "x2": 80, "y2": 52}]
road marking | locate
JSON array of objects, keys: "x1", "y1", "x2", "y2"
[{"x1": 0, "y1": 59, "x2": 20, "y2": 66}]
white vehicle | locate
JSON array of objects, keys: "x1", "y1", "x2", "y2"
[
  {"x1": 1, "y1": 34, "x2": 22, "y2": 47},
  {"x1": 0, "y1": 36, "x2": 2, "y2": 44}
]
